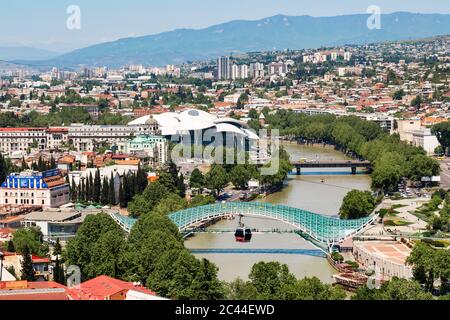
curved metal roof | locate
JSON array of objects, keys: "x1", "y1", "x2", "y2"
[{"x1": 129, "y1": 109, "x2": 257, "y2": 140}]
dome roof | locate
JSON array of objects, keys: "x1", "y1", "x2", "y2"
[{"x1": 145, "y1": 115, "x2": 158, "y2": 125}]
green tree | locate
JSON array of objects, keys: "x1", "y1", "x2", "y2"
[
  {"x1": 229, "y1": 165, "x2": 253, "y2": 190},
  {"x1": 189, "y1": 168, "x2": 205, "y2": 189},
  {"x1": 432, "y1": 121, "x2": 450, "y2": 155},
  {"x1": 248, "y1": 262, "x2": 297, "y2": 300},
  {"x1": 406, "y1": 155, "x2": 440, "y2": 181},
  {"x1": 93, "y1": 169, "x2": 101, "y2": 203},
  {"x1": 109, "y1": 173, "x2": 116, "y2": 205},
  {"x1": 407, "y1": 242, "x2": 450, "y2": 293},
  {"x1": 153, "y1": 193, "x2": 187, "y2": 216},
  {"x1": 189, "y1": 258, "x2": 225, "y2": 300},
  {"x1": 205, "y1": 165, "x2": 229, "y2": 196},
  {"x1": 248, "y1": 108, "x2": 259, "y2": 119},
  {"x1": 353, "y1": 277, "x2": 433, "y2": 300},
  {"x1": 147, "y1": 249, "x2": 200, "y2": 299},
  {"x1": 12, "y1": 227, "x2": 49, "y2": 257},
  {"x1": 392, "y1": 89, "x2": 405, "y2": 100},
  {"x1": 226, "y1": 278, "x2": 259, "y2": 300},
  {"x1": 7, "y1": 240, "x2": 15, "y2": 252},
  {"x1": 20, "y1": 245, "x2": 36, "y2": 281},
  {"x1": 53, "y1": 238, "x2": 65, "y2": 285},
  {"x1": 339, "y1": 190, "x2": 376, "y2": 219},
  {"x1": 127, "y1": 182, "x2": 169, "y2": 218},
  {"x1": 63, "y1": 213, "x2": 125, "y2": 281},
  {"x1": 411, "y1": 95, "x2": 423, "y2": 108}
]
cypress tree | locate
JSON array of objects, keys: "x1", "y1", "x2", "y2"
[
  {"x1": 53, "y1": 239, "x2": 65, "y2": 285},
  {"x1": 87, "y1": 172, "x2": 94, "y2": 202},
  {"x1": 137, "y1": 165, "x2": 148, "y2": 193},
  {"x1": 37, "y1": 156, "x2": 45, "y2": 172},
  {"x1": 0, "y1": 154, "x2": 7, "y2": 183},
  {"x1": 21, "y1": 157, "x2": 28, "y2": 170},
  {"x1": 100, "y1": 176, "x2": 109, "y2": 205},
  {"x1": 7, "y1": 239, "x2": 15, "y2": 252},
  {"x1": 119, "y1": 181, "x2": 126, "y2": 208},
  {"x1": 50, "y1": 155, "x2": 56, "y2": 169},
  {"x1": 21, "y1": 245, "x2": 36, "y2": 281},
  {"x1": 71, "y1": 176, "x2": 78, "y2": 202},
  {"x1": 109, "y1": 173, "x2": 116, "y2": 205},
  {"x1": 123, "y1": 174, "x2": 131, "y2": 204},
  {"x1": 85, "y1": 174, "x2": 91, "y2": 202},
  {"x1": 93, "y1": 169, "x2": 101, "y2": 203},
  {"x1": 178, "y1": 173, "x2": 186, "y2": 198},
  {"x1": 80, "y1": 178, "x2": 86, "y2": 202},
  {"x1": 131, "y1": 173, "x2": 138, "y2": 197}
]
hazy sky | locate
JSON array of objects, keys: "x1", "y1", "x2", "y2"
[{"x1": 2, "y1": 0, "x2": 449, "y2": 52}]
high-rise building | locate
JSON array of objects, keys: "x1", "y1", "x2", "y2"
[
  {"x1": 268, "y1": 62, "x2": 288, "y2": 75},
  {"x1": 231, "y1": 64, "x2": 249, "y2": 80},
  {"x1": 217, "y1": 56, "x2": 231, "y2": 80},
  {"x1": 249, "y1": 63, "x2": 265, "y2": 79},
  {"x1": 240, "y1": 64, "x2": 249, "y2": 79},
  {"x1": 231, "y1": 64, "x2": 240, "y2": 80},
  {"x1": 344, "y1": 52, "x2": 352, "y2": 61},
  {"x1": 331, "y1": 52, "x2": 338, "y2": 61}
]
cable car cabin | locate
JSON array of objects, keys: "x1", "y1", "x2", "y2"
[{"x1": 235, "y1": 227, "x2": 252, "y2": 242}]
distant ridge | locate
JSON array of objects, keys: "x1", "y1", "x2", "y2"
[
  {"x1": 14, "y1": 12, "x2": 450, "y2": 68},
  {"x1": 0, "y1": 46, "x2": 59, "y2": 61}
]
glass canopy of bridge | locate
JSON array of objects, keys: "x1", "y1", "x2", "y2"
[{"x1": 110, "y1": 202, "x2": 375, "y2": 244}]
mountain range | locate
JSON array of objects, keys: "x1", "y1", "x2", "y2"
[
  {"x1": 12, "y1": 12, "x2": 450, "y2": 68},
  {"x1": 0, "y1": 46, "x2": 60, "y2": 61}
]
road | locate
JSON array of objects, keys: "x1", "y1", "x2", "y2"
[{"x1": 439, "y1": 159, "x2": 450, "y2": 189}]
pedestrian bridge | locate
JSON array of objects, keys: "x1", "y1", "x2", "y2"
[{"x1": 109, "y1": 202, "x2": 377, "y2": 244}]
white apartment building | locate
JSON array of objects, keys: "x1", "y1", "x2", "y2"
[
  {"x1": 396, "y1": 119, "x2": 422, "y2": 143},
  {"x1": 231, "y1": 64, "x2": 250, "y2": 80},
  {"x1": 217, "y1": 56, "x2": 231, "y2": 80},
  {"x1": 0, "y1": 123, "x2": 161, "y2": 154},
  {"x1": 344, "y1": 52, "x2": 352, "y2": 61},
  {"x1": 268, "y1": 62, "x2": 288, "y2": 75},
  {"x1": 0, "y1": 128, "x2": 47, "y2": 154},
  {"x1": 249, "y1": 63, "x2": 265, "y2": 79},
  {"x1": 331, "y1": 52, "x2": 338, "y2": 61},
  {"x1": 67, "y1": 123, "x2": 159, "y2": 152},
  {"x1": 412, "y1": 128, "x2": 441, "y2": 155}
]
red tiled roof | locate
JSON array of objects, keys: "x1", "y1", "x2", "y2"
[
  {"x1": 0, "y1": 291, "x2": 69, "y2": 300},
  {"x1": 47, "y1": 128, "x2": 69, "y2": 133},
  {"x1": 67, "y1": 275, "x2": 158, "y2": 300},
  {"x1": 0, "y1": 228, "x2": 16, "y2": 235},
  {"x1": 31, "y1": 255, "x2": 51, "y2": 264},
  {"x1": 0, "y1": 281, "x2": 68, "y2": 300},
  {"x1": 0, "y1": 128, "x2": 46, "y2": 132}
]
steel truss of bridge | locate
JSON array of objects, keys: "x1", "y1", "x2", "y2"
[
  {"x1": 109, "y1": 202, "x2": 377, "y2": 245},
  {"x1": 290, "y1": 160, "x2": 372, "y2": 175}
]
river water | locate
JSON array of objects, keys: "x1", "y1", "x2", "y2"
[{"x1": 184, "y1": 143, "x2": 371, "y2": 283}]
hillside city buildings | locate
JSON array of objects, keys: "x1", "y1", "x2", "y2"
[{"x1": 0, "y1": 36, "x2": 448, "y2": 295}]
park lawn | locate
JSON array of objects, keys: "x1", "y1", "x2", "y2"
[
  {"x1": 383, "y1": 219, "x2": 414, "y2": 227},
  {"x1": 391, "y1": 204, "x2": 408, "y2": 210}
]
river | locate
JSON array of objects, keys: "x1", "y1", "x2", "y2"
[{"x1": 184, "y1": 143, "x2": 371, "y2": 283}]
